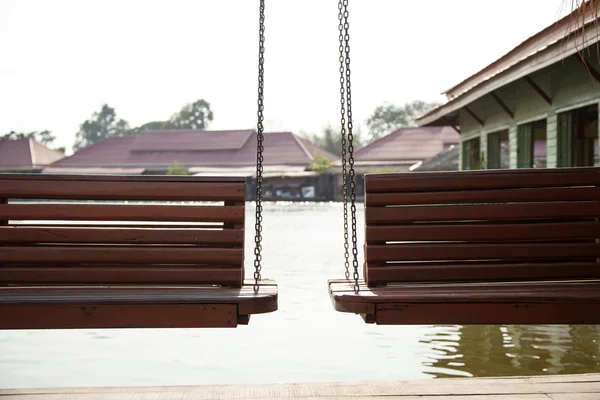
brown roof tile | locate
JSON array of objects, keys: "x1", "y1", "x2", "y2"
[
  {"x1": 0, "y1": 139, "x2": 64, "y2": 170},
  {"x1": 51, "y1": 130, "x2": 337, "y2": 169},
  {"x1": 353, "y1": 126, "x2": 459, "y2": 163}
]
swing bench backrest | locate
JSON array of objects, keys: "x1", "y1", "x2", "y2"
[{"x1": 363, "y1": 167, "x2": 600, "y2": 287}]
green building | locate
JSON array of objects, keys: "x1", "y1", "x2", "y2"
[{"x1": 416, "y1": 4, "x2": 599, "y2": 170}]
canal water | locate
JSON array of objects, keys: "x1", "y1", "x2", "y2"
[{"x1": 0, "y1": 202, "x2": 599, "y2": 388}]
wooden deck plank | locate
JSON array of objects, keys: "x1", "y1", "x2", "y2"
[{"x1": 0, "y1": 374, "x2": 598, "y2": 399}]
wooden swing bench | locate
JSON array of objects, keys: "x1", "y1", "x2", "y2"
[
  {"x1": 329, "y1": 167, "x2": 600, "y2": 325},
  {"x1": 0, "y1": 174, "x2": 277, "y2": 329}
]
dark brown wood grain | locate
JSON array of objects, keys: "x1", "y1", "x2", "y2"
[
  {"x1": 0, "y1": 204, "x2": 244, "y2": 223},
  {"x1": 0, "y1": 246, "x2": 242, "y2": 265},
  {"x1": 365, "y1": 168, "x2": 600, "y2": 192},
  {"x1": 0, "y1": 266, "x2": 243, "y2": 286},
  {"x1": 365, "y1": 186, "x2": 600, "y2": 206},
  {"x1": 0, "y1": 304, "x2": 240, "y2": 329},
  {"x1": 365, "y1": 202, "x2": 599, "y2": 224},
  {"x1": 0, "y1": 226, "x2": 244, "y2": 245},
  {"x1": 366, "y1": 221, "x2": 600, "y2": 243},
  {"x1": 0, "y1": 175, "x2": 245, "y2": 201}
]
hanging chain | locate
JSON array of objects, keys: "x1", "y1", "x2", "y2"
[
  {"x1": 341, "y1": 0, "x2": 360, "y2": 294},
  {"x1": 338, "y1": 0, "x2": 350, "y2": 280},
  {"x1": 254, "y1": 0, "x2": 266, "y2": 294}
]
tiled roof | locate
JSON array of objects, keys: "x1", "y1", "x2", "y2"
[
  {"x1": 0, "y1": 139, "x2": 64, "y2": 170},
  {"x1": 51, "y1": 130, "x2": 338, "y2": 169},
  {"x1": 353, "y1": 126, "x2": 459, "y2": 163}
]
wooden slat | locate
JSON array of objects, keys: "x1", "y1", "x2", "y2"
[
  {"x1": 366, "y1": 221, "x2": 600, "y2": 243},
  {"x1": 0, "y1": 304, "x2": 239, "y2": 329},
  {"x1": 0, "y1": 176, "x2": 245, "y2": 201},
  {"x1": 366, "y1": 262, "x2": 600, "y2": 285},
  {"x1": 0, "y1": 226, "x2": 244, "y2": 245},
  {"x1": 365, "y1": 168, "x2": 600, "y2": 192},
  {"x1": 0, "y1": 285, "x2": 278, "y2": 305},
  {"x1": 366, "y1": 243, "x2": 600, "y2": 262},
  {"x1": 366, "y1": 202, "x2": 599, "y2": 224},
  {"x1": 329, "y1": 280, "x2": 600, "y2": 302},
  {"x1": 0, "y1": 246, "x2": 242, "y2": 265},
  {"x1": 375, "y1": 302, "x2": 600, "y2": 325},
  {"x1": 0, "y1": 266, "x2": 243, "y2": 286},
  {"x1": 366, "y1": 186, "x2": 600, "y2": 206},
  {"x1": 0, "y1": 204, "x2": 244, "y2": 223}
]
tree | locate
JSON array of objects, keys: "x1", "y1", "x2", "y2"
[
  {"x1": 168, "y1": 99, "x2": 213, "y2": 130},
  {"x1": 73, "y1": 104, "x2": 130, "y2": 151},
  {"x1": 302, "y1": 125, "x2": 365, "y2": 157},
  {"x1": 308, "y1": 154, "x2": 333, "y2": 174},
  {"x1": 166, "y1": 161, "x2": 189, "y2": 175},
  {"x1": 1, "y1": 130, "x2": 56, "y2": 146},
  {"x1": 366, "y1": 100, "x2": 440, "y2": 142}
]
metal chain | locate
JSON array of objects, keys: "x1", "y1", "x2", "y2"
[
  {"x1": 342, "y1": 0, "x2": 360, "y2": 294},
  {"x1": 338, "y1": 0, "x2": 350, "y2": 280},
  {"x1": 254, "y1": 0, "x2": 266, "y2": 294}
]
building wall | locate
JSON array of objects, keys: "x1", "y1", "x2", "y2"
[{"x1": 459, "y1": 47, "x2": 600, "y2": 170}]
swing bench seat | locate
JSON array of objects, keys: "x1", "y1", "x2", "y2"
[
  {"x1": 329, "y1": 167, "x2": 600, "y2": 325},
  {"x1": 0, "y1": 174, "x2": 277, "y2": 329}
]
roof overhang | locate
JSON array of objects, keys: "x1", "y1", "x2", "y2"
[{"x1": 416, "y1": 6, "x2": 600, "y2": 127}]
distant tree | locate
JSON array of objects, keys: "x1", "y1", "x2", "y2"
[
  {"x1": 168, "y1": 99, "x2": 214, "y2": 130},
  {"x1": 73, "y1": 104, "x2": 130, "y2": 151},
  {"x1": 302, "y1": 125, "x2": 364, "y2": 157},
  {"x1": 308, "y1": 154, "x2": 333, "y2": 174},
  {"x1": 366, "y1": 100, "x2": 440, "y2": 142},
  {"x1": 1, "y1": 130, "x2": 56, "y2": 146},
  {"x1": 166, "y1": 161, "x2": 189, "y2": 175}
]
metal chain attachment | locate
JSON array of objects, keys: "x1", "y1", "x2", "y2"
[
  {"x1": 338, "y1": 0, "x2": 350, "y2": 280},
  {"x1": 254, "y1": 0, "x2": 266, "y2": 294},
  {"x1": 339, "y1": 0, "x2": 359, "y2": 293}
]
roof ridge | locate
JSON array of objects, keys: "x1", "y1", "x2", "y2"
[
  {"x1": 28, "y1": 138, "x2": 36, "y2": 166},
  {"x1": 291, "y1": 132, "x2": 314, "y2": 161}
]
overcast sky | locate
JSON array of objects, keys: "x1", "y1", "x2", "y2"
[{"x1": 0, "y1": 0, "x2": 571, "y2": 152}]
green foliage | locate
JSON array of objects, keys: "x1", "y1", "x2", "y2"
[
  {"x1": 308, "y1": 154, "x2": 333, "y2": 175},
  {"x1": 366, "y1": 100, "x2": 440, "y2": 142},
  {"x1": 168, "y1": 99, "x2": 214, "y2": 130},
  {"x1": 302, "y1": 125, "x2": 364, "y2": 156},
  {"x1": 166, "y1": 161, "x2": 189, "y2": 175},
  {"x1": 73, "y1": 104, "x2": 130, "y2": 151},
  {"x1": 1, "y1": 130, "x2": 56, "y2": 146}
]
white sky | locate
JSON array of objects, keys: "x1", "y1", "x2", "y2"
[{"x1": 0, "y1": 0, "x2": 571, "y2": 152}]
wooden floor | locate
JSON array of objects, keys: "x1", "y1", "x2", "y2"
[{"x1": 1, "y1": 373, "x2": 599, "y2": 399}]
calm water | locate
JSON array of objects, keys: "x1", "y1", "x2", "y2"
[{"x1": 0, "y1": 203, "x2": 599, "y2": 388}]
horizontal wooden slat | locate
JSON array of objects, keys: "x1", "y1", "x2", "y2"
[
  {"x1": 366, "y1": 202, "x2": 599, "y2": 224},
  {"x1": 0, "y1": 304, "x2": 239, "y2": 329},
  {"x1": 375, "y1": 302, "x2": 600, "y2": 325},
  {"x1": 366, "y1": 262, "x2": 600, "y2": 285},
  {"x1": 365, "y1": 168, "x2": 600, "y2": 192},
  {"x1": 366, "y1": 221, "x2": 600, "y2": 243},
  {"x1": 366, "y1": 186, "x2": 600, "y2": 206},
  {"x1": 0, "y1": 266, "x2": 243, "y2": 286},
  {"x1": 0, "y1": 246, "x2": 242, "y2": 265},
  {"x1": 0, "y1": 176, "x2": 245, "y2": 201},
  {"x1": 329, "y1": 280, "x2": 600, "y2": 302},
  {"x1": 0, "y1": 204, "x2": 244, "y2": 223},
  {"x1": 366, "y1": 243, "x2": 600, "y2": 262},
  {"x1": 0, "y1": 285, "x2": 278, "y2": 304},
  {"x1": 0, "y1": 226, "x2": 243, "y2": 245}
]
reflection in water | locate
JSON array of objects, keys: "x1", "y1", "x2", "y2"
[{"x1": 422, "y1": 324, "x2": 600, "y2": 378}]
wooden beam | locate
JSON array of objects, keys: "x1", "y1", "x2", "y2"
[
  {"x1": 442, "y1": 116, "x2": 461, "y2": 134},
  {"x1": 524, "y1": 76, "x2": 552, "y2": 105},
  {"x1": 464, "y1": 106, "x2": 484, "y2": 126},
  {"x1": 575, "y1": 53, "x2": 600, "y2": 83},
  {"x1": 490, "y1": 91, "x2": 514, "y2": 119}
]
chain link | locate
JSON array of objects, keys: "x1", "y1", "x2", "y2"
[
  {"x1": 338, "y1": 0, "x2": 350, "y2": 280},
  {"x1": 254, "y1": 0, "x2": 266, "y2": 294},
  {"x1": 341, "y1": 0, "x2": 360, "y2": 294}
]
